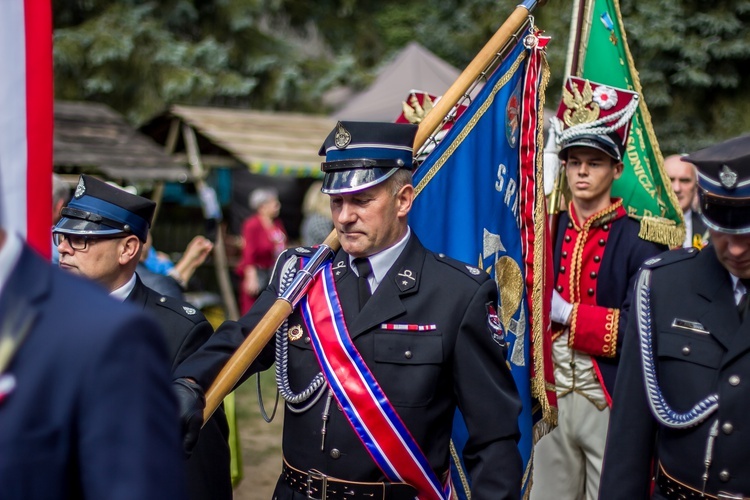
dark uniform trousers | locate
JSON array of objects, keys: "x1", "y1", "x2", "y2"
[
  {"x1": 600, "y1": 245, "x2": 750, "y2": 499},
  {"x1": 129, "y1": 276, "x2": 232, "y2": 500},
  {"x1": 175, "y1": 233, "x2": 524, "y2": 499}
]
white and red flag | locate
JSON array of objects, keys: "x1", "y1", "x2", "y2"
[{"x1": 0, "y1": 0, "x2": 53, "y2": 256}]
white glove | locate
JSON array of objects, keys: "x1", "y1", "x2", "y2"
[{"x1": 551, "y1": 289, "x2": 574, "y2": 325}]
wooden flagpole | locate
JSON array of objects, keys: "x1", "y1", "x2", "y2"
[{"x1": 202, "y1": 0, "x2": 544, "y2": 422}]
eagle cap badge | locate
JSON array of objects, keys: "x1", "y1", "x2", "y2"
[
  {"x1": 719, "y1": 164, "x2": 738, "y2": 190},
  {"x1": 74, "y1": 176, "x2": 86, "y2": 198},
  {"x1": 334, "y1": 121, "x2": 351, "y2": 149}
]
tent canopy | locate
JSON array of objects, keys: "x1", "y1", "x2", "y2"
[
  {"x1": 152, "y1": 105, "x2": 337, "y2": 179},
  {"x1": 54, "y1": 101, "x2": 189, "y2": 183},
  {"x1": 334, "y1": 42, "x2": 465, "y2": 122}
]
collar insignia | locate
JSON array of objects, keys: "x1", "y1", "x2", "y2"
[
  {"x1": 182, "y1": 306, "x2": 196, "y2": 315},
  {"x1": 396, "y1": 267, "x2": 417, "y2": 292}
]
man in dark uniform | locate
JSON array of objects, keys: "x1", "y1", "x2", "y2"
[
  {"x1": 532, "y1": 78, "x2": 667, "y2": 500},
  {"x1": 174, "y1": 121, "x2": 523, "y2": 499},
  {"x1": 0, "y1": 226, "x2": 186, "y2": 499},
  {"x1": 53, "y1": 175, "x2": 231, "y2": 500},
  {"x1": 599, "y1": 133, "x2": 750, "y2": 499}
]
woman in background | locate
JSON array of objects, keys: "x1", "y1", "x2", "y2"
[
  {"x1": 300, "y1": 181, "x2": 333, "y2": 247},
  {"x1": 236, "y1": 188, "x2": 286, "y2": 314}
]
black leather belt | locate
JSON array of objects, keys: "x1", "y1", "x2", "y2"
[
  {"x1": 657, "y1": 463, "x2": 749, "y2": 500},
  {"x1": 281, "y1": 460, "x2": 417, "y2": 500}
]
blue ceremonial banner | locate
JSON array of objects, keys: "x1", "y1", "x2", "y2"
[{"x1": 409, "y1": 29, "x2": 552, "y2": 497}]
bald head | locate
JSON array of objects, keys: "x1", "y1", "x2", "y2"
[{"x1": 664, "y1": 154, "x2": 697, "y2": 213}]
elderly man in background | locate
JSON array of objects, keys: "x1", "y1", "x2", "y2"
[{"x1": 664, "y1": 153, "x2": 709, "y2": 248}]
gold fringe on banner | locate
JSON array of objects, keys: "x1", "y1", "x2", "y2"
[{"x1": 638, "y1": 216, "x2": 685, "y2": 248}]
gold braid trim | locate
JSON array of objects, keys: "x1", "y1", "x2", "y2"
[
  {"x1": 567, "y1": 304, "x2": 580, "y2": 347},
  {"x1": 449, "y1": 440, "x2": 471, "y2": 500},
  {"x1": 638, "y1": 215, "x2": 684, "y2": 248},
  {"x1": 602, "y1": 308, "x2": 619, "y2": 358},
  {"x1": 530, "y1": 46, "x2": 557, "y2": 427}
]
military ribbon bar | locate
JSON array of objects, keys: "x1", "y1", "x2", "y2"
[
  {"x1": 380, "y1": 323, "x2": 437, "y2": 331},
  {"x1": 299, "y1": 260, "x2": 450, "y2": 500}
]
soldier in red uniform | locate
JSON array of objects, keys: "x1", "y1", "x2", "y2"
[{"x1": 531, "y1": 79, "x2": 667, "y2": 500}]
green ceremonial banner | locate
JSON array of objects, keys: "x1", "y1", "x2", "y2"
[{"x1": 569, "y1": 0, "x2": 684, "y2": 246}]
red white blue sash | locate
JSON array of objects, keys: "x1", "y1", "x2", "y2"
[{"x1": 299, "y1": 259, "x2": 450, "y2": 500}]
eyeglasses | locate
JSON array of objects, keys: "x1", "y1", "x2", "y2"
[{"x1": 53, "y1": 233, "x2": 126, "y2": 251}]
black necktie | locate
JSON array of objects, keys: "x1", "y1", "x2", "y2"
[
  {"x1": 353, "y1": 258, "x2": 373, "y2": 310},
  {"x1": 739, "y1": 279, "x2": 750, "y2": 321}
]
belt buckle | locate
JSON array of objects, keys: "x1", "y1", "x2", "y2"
[
  {"x1": 718, "y1": 493, "x2": 744, "y2": 500},
  {"x1": 306, "y1": 469, "x2": 327, "y2": 500}
]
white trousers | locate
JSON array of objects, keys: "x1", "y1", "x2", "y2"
[{"x1": 529, "y1": 392, "x2": 610, "y2": 500}]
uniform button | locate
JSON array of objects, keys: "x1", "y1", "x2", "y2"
[
  {"x1": 722, "y1": 422, "x2": 734, "y2": 435},
  {"x1": 330, "y1": 449, "x2": 341, "y2": 459},
  {"x1": 590, "y1": 271, "x2": 597, "y2": 279},
  {"x1": 587, "y1": 288, "x2": 595, "y2": 296},
  {"x1": 719, "y1": 470, "x2": 730, "y2": 482},
  {"x1": 567, "y1": 222, "x2": 573, "y2": 228},
  {"x1": 304, "y1": 336, "x2": 311, "y2": 344},
  {"x1": 556, "y1": 285, "x2": 563, "y2": 293},
  {"x1": 562, "y1": 251, "x2": 568, "y2": 258},
  {"x1": 565, "y1": 235, "x2": 571, "y2": 242},
  {"x1": 729, "y1": 375, "x2": 741, "y2": 386},
  {"x1": 594, "y1": 255, "x2": 601, "y2": 263},
  {"x1": 598, "y1": 239, "x2": 606, "y2": 246},
  {"x1": 404, "y1": 351, "x2": 413, "y2": 359},
  {"x1": 560, "y1": 266, "x2": 566, "y2": 274},
  {"x1": 159, "y1": 297, "x2": 167, "y2": 303},
  {"x1": 602, "y1": 224, "x2": 609, "y2": 231},
  {"x1": 682, "y1": 346, "x2": 691, "y2": 356}
]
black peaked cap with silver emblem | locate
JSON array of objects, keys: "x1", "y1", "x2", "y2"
[
  {"x1": 318, "y1": 121, "x2": 418, "y2": 195},
  {"x1": 684, "y1": 134, "x2": 750, "y2": 234}
]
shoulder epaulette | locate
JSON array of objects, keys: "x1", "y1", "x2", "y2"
[
  {"x1": 641, "y1": 247, "x2": 699, "y2": 269},
  {"x1": 154, "y1": 295, "x2": 206, "y2": 324},
  {"x1": 433, "y1": 252, "x2": 488, "y2": 283}
]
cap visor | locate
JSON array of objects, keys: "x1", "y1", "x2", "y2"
[
  {"x1": 53, "y1": 216, "x2": 125, "y2": 236},
  {"x1": 321, "y1": 167, "x2": 399, "y2": 195},
  {"x1": 559, "y1": 139, "x2": 619, "y2": 161}
]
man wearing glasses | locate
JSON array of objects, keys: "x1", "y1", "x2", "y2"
[{"x1": 53, "y1": 174, "x2": 231, "y2": 500}]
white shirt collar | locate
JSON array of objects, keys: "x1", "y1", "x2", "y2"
[
  {"x1": 0, "y1": 231, "x2": 24, "y2": 301},
  {"x1": 682, "y1": 209, "x2": 694, "y2": 248},
  {"x1": 109, "y1": 273, "x2": 137, "y2": 302},
  {"x1": 349, "y1": 227, "x2": 411, "y2": 293}
]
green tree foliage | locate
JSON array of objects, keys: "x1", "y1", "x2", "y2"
[
  {"x1": 54, "y1": 0, "x2": 750, "y2": 151},
  {"x1": 617, "y1": 0, "x2": 750, "y2": 152}
]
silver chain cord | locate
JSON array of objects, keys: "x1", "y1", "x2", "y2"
[
  {"x1": 636, "y1": 269, "x2": 719, "y2": 428},
  {"x1": 272, "y1": 255, "x2": 327, "y2": 414},
  {"x1": 551, "y1": 93, "x2": 640, "y2": 146}
]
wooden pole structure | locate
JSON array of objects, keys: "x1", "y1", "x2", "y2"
[
  {"x1": 183, "y1": 123, "x2": 241, "y2": 322},
  {"x1": 202, "y1": 0, "x2": 543, "y2": 422}
]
